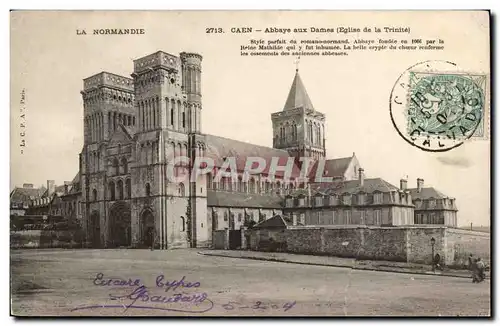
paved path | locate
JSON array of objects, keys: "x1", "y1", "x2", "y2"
[
  {"x1": 11, "y1": 249, "x2": 490, "y2": 317},
  {"x1": 199, "y1": 250, "x2": 480, "y2": 278}
]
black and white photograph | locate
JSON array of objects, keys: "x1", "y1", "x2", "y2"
[{"x1": 9, "y1": 10, "x2": 491, "y2": 317}]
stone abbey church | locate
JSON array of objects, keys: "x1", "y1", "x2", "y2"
[{"x1": 78, "y1": 49, "x2": 458, "y2": 250}]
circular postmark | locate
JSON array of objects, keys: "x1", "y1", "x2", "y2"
[{"x1": 390, "y1": 61, "x2": 486, "y2": 152}]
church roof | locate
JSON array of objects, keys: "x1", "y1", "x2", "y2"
[
  {"x1": 308, "y1": 156, "x2": 353, "y2": 180},
  {"x1": 207, "y1": 190, "x2": 283, "y2": 209},
  {"x1": 283, "y1": 70, "x2": 315, "y2": 111},
  {"x1": 204, "y1": 134, "x2": 301, "y2": 178}
]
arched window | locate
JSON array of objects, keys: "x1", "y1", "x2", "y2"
[
  {"x1": 224, "y1": 212, "x2": 228, "y2": 221},
  {"x1": 113, "y1": 158, "x2": 119, "y2": 175},
  {"x1": 92, "y1": 189, "x2": 97, "y2": 202},
  {"x1": 117, "y1": 180, "x2": 124, "y2": 200},
  {"x1": 109, "y1": 181, "x2": 115, "y2": 200},
  {"x1": 145, "y1": 183, "x2": 151, "y2": 197},
  {"x1": 182, "y1": 112, "x2": 186, "y2": 128},
  {"x1": 126, "y1": 179, "x2": 131, "y2": 199},
  {"x1": 121, "y1": 157, "x2": 128, "y2": 174},
  {"x1": 179, "y1": 183, "x2": 185, "y2": 196}
]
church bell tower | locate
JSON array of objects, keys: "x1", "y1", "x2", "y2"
[{"x1": 271, "y1": 66, "x2": 326, "y2": 161}]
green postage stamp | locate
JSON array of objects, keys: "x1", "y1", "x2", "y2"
[{"x1": 406, "y1": 72, "x2": 488, "y2": 147}]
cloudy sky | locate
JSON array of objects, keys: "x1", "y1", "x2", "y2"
[{"x1": 10, "y1": 11, "x2": 490, "y2": 226}]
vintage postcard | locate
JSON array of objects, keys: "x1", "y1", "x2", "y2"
[{"x1": 10, "y1": 10, "x2": 491, "y2": 317}]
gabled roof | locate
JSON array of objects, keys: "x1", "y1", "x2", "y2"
[
  {"x1": 283, "y1": 70, "x2": 315, "y2": 111},
  {"x1": 308, "y1": 156, "x2": 353, "y2": 180},
  {"x1": 207, "y1": 190, "x2": 283, "y2": 209},
  {"x1": 204, "y1": 134, "x2": 301, "y2": 178},
  {"x1": 408, "y1": 187, "x2": 450, "y2": 200},
  {"x1": 253, "y1": 214, "x2": 289, "y2": 229}
]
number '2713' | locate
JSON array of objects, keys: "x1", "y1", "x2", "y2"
[{"x1": 206, "y1": 28, "x2": 223, "y2": 33}]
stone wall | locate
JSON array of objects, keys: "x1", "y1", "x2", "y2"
[
  {"x1": 322, "y1": 227, "x2": 362, "y2": 258},
  {"x1": 287, "y1": 228, "x2": 323, "y2": 254},
  {"x1": 10, "y1": 229, "x2": 85, "y2": 249},
  {"x1": 444, "y1": 228, "x2": 490, "y2": 267},
  {"x1": 248, "y1": 228, "x2": 288, "y2": 252},
  {"x1": 405, "y1": 227, "x2": 445, "y2": 264},
  {"x1": 360, "y1": 227, "x2": 407, "y2": 261},
  {"x1": 245, "y1": 225, "x2": 490, "y2": 266}
]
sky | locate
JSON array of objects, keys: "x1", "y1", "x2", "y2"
[{"x1": 10, "y1": 11, "x2": 490, "y2": 226}]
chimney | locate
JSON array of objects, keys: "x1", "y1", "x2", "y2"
[
  {"x1": 47, "y1": 180, "x2": 56, "y2": 196},
  {"x1": 358, "y1": 168, "x2": 364, "y2": 186},
  {"x1": 400, "y1": 179, "x2": 407, "y2": 190},
  {"x1": 23, "y1": 183, "x2": 34, "y2": 188},
  {"x1": 417, "y1": 178, "x2": 424, "y2": 193}
]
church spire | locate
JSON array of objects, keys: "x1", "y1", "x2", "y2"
[{"x1": 283, "y1": 64, "x2": 315, "y2": 111}]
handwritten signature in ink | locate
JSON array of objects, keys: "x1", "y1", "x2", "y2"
[
  {"x1": 221, "y1": 300, "x2": 296, "y2": 312},
  {"x1": 72, "y1": 273, "x2": 212, "y2": 313}
]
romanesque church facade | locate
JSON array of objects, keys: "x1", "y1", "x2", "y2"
[{"x1": 77, "y1": 49, "x2": 456, "y2": 250}]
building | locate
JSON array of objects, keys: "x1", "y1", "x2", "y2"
[
  {"x1": 49, "y1": 48, "x2": 457, "y2": 250},
  {"x1": 408, "y1": 178, "x2": 458, "y2": 227},
  {"x1": 10, "y1": 183, "x2": 46, "y2": 216},
  {"x1": 284, "y1": 169, "x2": 415, "y2": 226}
]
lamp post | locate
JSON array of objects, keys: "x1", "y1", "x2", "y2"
[{"x1": 430, "y1": 237, "x2": 436, "y2": 272}]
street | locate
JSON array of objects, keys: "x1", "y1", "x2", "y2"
[{"x1": 10, "y1": 249, "x2": 491, "y2": 317}]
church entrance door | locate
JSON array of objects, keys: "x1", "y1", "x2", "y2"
[
  {"x1": 109, "y1": 201, "x2": 131, "y2": 248},
  {"x1": 90, "y1": 211, "x2": 100, "y2": 248},
  {"x1": 140, "y1": 209, "x2": 155, "y2": 248}
]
